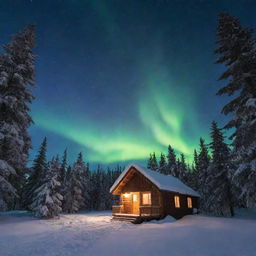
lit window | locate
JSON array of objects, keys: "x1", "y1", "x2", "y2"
[
  {"x1": 174, "y1": 196, "x2": 180, "y2": 208},
  {"x1": 187, "y1": 197, "x2": 192, "y2": 208},
  {"x1": 142, "y1": 192, "x2": 151, "y2": 205},
  {"x1": 133, "y1": 194, "x2": 138, "y2": 202}
]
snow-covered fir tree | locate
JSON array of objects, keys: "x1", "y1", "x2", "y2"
[
  {"x1": 166, "y1": 145, "x2": 178, "y2": 177},
  {"x1": 62, "y1": 153, "x2": 86, "y2": 213},
  {"x1": 190, "y1": 149, "x2": 200, "y2": 190},
  {"x1": 205, "y1": 121, "x2": 233, "y2": 216},
  {"x1": 159, "y1": 153, "x2": 167, "y2": 174},
  {"x1": 215, "y1": 13, "x2": 256, "y2": 207},
  {"x1": 74, "y1": 152, "x2": 90, "y2": 210},
  {"x1": 0, "y1": 25, "x2": 36, "y2": 208},
  {"x1": 178, "y1": 153, "x2": 188, "y2": 184},
  {"x1": 22, "y1": 138, "x2": 47, "y2": 208},
  {"x1": 147, "y1": 152, "x2": 158, "y2": 171},
  {"x1": 59, "y1": 149, "x2": 67, "y2": 184},
  {"x1": 30, "y1": 160, "x2": 63, "y2": 218},
  {"x1": 0, "y1": 160, "x2": 18, "y2": 211},
  {"x1": 197, "y1": 138, "x2": 210, "y2": 211}
]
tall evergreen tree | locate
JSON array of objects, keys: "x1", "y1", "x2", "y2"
[
  {"x1": 147, "y1": 153, "x2": 153, "y2": 169},
  {"x1": 205, "y1": 121, "x2": 233, "y2": 216},
  {"x1": 178, "y1": 153, "x2": 188, "y2": 184},
  {"x1": 166, "y1": 145, "x2": 178, "y2": 177},
  {"x1": 197, "y1": 138, "x2": 210, "y2": 211},
  {"x1": 62, "y1": 153, "x2": 86, "y2": 213},
  {"x1": 215, "y1": 13, "x2": 256, "y2": 207},
  {"x1": 30, "y1": 160, "x2": 63, "y2": 218},
  {"x1": 147, "y1": 152, "x2": 158, "y2": 171},
  {"x1": 159, "y1": 153, "x2": 167, "y2": 174},
  {"x1": 22, "y1": 137, "x2": 48, "y2": 208},
  {"x1": 0, "y1": 160, "x2": 18, "y2": 211},
  {"x1": 59, "y1": 149, "x2": 67, "y2": 184},
  {"x1": 190, "y1": 149, "x2": 200, "y2": 190},
  {"x1": 0, "y1": 25, "x2": 36, "y2": 208}
]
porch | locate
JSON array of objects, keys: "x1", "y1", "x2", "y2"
[{"x1": 112, "y1": 191, "x2": 162, "y2": 223}]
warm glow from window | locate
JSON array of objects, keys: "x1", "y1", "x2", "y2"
[
  {"x1": 124, "y1": 193, "x2": 130, "y2": 198},
  {"x1": 187, "y1": 197, "x2": 192, "y2": 208},
  {"x1": 174, "y1": 196, "x2": 180, "y2": 208},
  {"x1": 133, "y1": 194, "x2": 138, "y2": 202},
  {"x1": 142, "y1": 192, "x2": 151, "y2": 205}
]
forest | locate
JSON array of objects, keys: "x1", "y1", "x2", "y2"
[{"x1": 0, "y1": 13, "x2": 255, "y2": 219}]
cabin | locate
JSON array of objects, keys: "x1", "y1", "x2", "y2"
[{"x1": 110, "y1": 164, "x2": 200, "y2": 223}]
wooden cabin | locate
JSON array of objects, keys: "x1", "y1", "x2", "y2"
[{"x1": 110, "y1": 164, "x2": 200, "y2": 223}]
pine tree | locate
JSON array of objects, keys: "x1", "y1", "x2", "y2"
[
  {"x1": 74, "y1": 152, "x2": 90, "y2": 210},
  {"x1": 30, "y1": 160, "x2": 63, "y2": 218},
  {"x1": 147, "y1": 153, "x2": 153, "y2": 169},
  {"x1": 147, "y1": 152, "x2": 158, "y2": 171},
  {"x1": 197, "y1": 138, "x2": 210, "y2": 211},
  {"x1": 205, "y1": 121, "x2": 233, "y2": 216},
  {"x1": 62, "y1": 153, "x2": 86, "y2": 213},
  {"x1": 0, "y1": 160, "x2": 18, "y2": 211},
  {"x1": 59, "y1": 149, "x2": 67, "y2": 184},
  {"x1": 190, "y1": 149, "x2": 200, "y2": 190},
  {"x1": 215, "y1": 13, "x2": 256, "y2": 207},
  {"x1": 0, "y1": 25, "x2": 36, "y2": 208},
  {"x1": 178, "y1": 153, "x2": 188, "y2": 184},
  {"x1": 22, "y1": 138, "x2": 48, "y2": 208},
  {"x1": 159, "y1": 153, "x2": 167, "y2": 174},
  {"x1": 166, "y1": 145, "x2": 178, "y2": 177}
]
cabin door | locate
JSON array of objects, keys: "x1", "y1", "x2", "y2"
[{"x1": 132, "y1": 192, "x2": 140, "y2": 215}]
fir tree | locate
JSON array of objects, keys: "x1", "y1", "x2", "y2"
[
  {"x1": 147, "y1": 153, "x2": 153, "y2": 169},
  {"x1": 190, "y1": 149, "x2": 200, "y2": 190},
  {"x1": 197, "y1": 138, "x2": 210, "y2": 211},
  {"x1": 159, "y1": 153, "x2": 167, "y2": 174},
  {"x1": 62, "y1": 153, "x2": 86, "y2": 213},
  {"x1": 178, "y1": 153, "x2": 188, "y2": 184},
  {"x1": 0, "y1": 160, "x2": 18, "y2": 211},
  {"x1": 166, "y1": 145, "x2": 178, "y2": 177},
  {"x1": 0, "y1": 24, "x2": 36, "y2": 208},
  {"x1": 59, "y1": 149, "x2": 67, "y2": 184},
  {"x1": 30, "y1": 160, "x2": 63, "y2": 218},
  {"x1": 74, "y1": 152, "x2": 90, "y2": 209},
  {"x1": 147, "y1": 152, "x2": 158, "y2": 171},
  {"x1": 205, "y1": 121, "x2": 233, "y2": 216},
  {"x1": 23, "y1": 137, "x2": 48, "y2": 208},
  {"x1": 215, "y1": 13, "x2": 256, "y2": 207}
]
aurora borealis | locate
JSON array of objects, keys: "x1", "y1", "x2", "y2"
[{"x1": 1, "y1": 0, "x2": 255, "y2": 165}]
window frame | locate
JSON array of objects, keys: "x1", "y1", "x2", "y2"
[
  {"x1": 174, "y1": 195, "x2": 180, "y2": 208},
  {"x1": 142, "y1": 192, "x2": 152, "y2": 205}
]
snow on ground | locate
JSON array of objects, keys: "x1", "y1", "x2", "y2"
[{"x1": 0, "y1": 210, "x2": 256, "y2": 256}]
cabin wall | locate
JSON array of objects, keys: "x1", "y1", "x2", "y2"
[
  {"x1": 120, "y1": 169, "x2": 163, "y2": 214},
  {"x1": 161, "y1": 191, "x2": 198, "y2": 219}
]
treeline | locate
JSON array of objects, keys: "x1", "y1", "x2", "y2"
[
  {"x1": 147, "y1": 121, "x2": 234, "y2": 216},
  {"x1": 22, "y1": 138, "x2": 122, "y2": 218},
  {"x1": 0, "y1": 13, "x2": 255, "y2": 219},
  {"x1": 147, "y1": 13, "x2": 256, "y2": 217}
]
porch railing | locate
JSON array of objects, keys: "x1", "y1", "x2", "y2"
[
  {"x1": 112, "y1": 205, "x2": 124, "y2": 214},
  {"x1": 112, "y1": 205, "x2": 161, "y2": 216}
]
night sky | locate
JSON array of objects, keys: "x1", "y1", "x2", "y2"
[{"x1": 1, "y1": 0, "x2": 255, "y2": 166}]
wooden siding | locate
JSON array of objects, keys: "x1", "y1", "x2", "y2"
[
  {"x1": 161, "y1": 191, "x2": 198, "y2": 219},
  {"x1": 121, "y1": 168, "x2": 163, "y2": 215},
  {"x1": 111, "y1": 166, "x2": 199, "y2": 221}
]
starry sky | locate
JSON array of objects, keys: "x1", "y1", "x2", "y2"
[{"x1": 1, "y1": 0, "x2": 255, "y2": 166}]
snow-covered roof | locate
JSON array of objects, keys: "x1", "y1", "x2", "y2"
[{"x1": 110, "y1": 164, "x2": 200, "y2": 197}]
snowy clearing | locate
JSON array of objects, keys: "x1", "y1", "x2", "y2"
[{"x1": 0, "y1": 210, "x2": 256, "y2": 256}]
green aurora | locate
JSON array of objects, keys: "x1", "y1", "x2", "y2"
[{"x1": 34, "y1": 69, "x2": 205, "y2": 164}]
